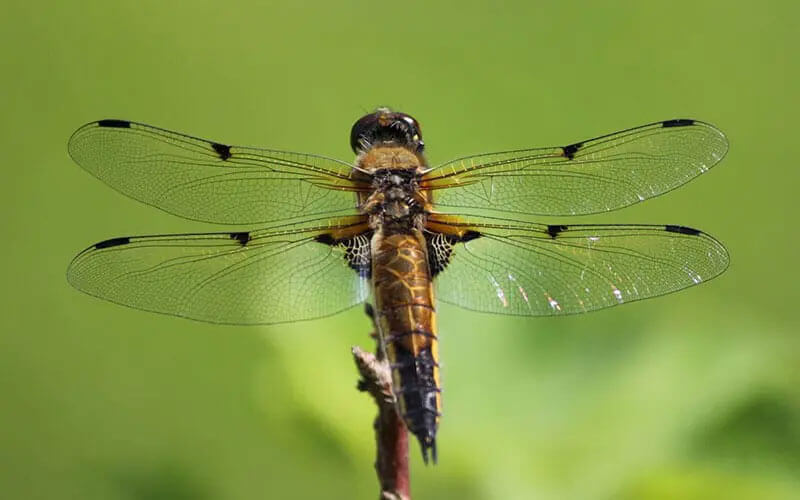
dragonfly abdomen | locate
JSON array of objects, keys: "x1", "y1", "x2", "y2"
[{"x1": 371, "y1": 228, "x2": 441, "y2": 464}]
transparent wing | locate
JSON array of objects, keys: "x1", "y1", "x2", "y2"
[
  {"x1": 67, "y1": 216, "x2": 371, "y2": 324},
  {"x1": 423, "y1": 119, "x2": 728, "y2": 216},
  {"x1": 68, "y1": 120, "x2": 366, "y2": 225},
  {"x1": 430, "y1": 216, "x2": 729, "y2": 315}
]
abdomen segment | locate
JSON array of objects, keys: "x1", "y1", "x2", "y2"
[{"x1": 371, "y1": 228, "x2": 441, "y2": 464}]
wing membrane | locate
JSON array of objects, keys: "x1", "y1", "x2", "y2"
[
  {"x1": 67, "y1": 217, "x2": 370, "y2": 324},
  {"x1": 68, "y1": 120, "x2": 365, "y2": 225},
  {"x1": 431, "y1": 216, "x2": 729, "y2": 315},
  {"x1": 423, "y1": 119, "x2": 728, "y2": 216}
]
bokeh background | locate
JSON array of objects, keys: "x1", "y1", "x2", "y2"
[{"x1": 2, "y1": 2, "x2": 797, "y2": 499}]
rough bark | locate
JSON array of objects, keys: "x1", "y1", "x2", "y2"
[{"x1": 352, "y1": 341, "x2": 410, "y2": 499}]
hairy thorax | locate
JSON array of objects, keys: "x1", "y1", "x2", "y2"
[{"x1": 355, "y1": 146, "x2": 432, "y2": 232}]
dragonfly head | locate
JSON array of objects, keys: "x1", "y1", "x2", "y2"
[{"x1": 350, "y1": 107, "x2": 424, "y2": 154}]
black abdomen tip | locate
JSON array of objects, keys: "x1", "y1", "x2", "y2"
[{"x1": 417, "y1": 434, "x2": 438, "y2": 465}]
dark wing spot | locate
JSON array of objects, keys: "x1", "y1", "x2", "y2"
[
  {"x1": 562, "y1": 142, "x2": 582, "y2": 160},
  {"x1": 460, "y1": 230, "x2": 481, "y2": 242},
  {"x1": 229, "y1": 232, "x2": 250, "y2": 245},
  {"x1": 427, "y1": 230, "x2": 482, "y2": 277},
  {"x1": 665, "y1": 224, "x2": 701, "y2": 236},
  {"x1": 344, "y1": 234, "x2": 372, "y2": 278},
  {"x1": 426, "y1": 233, "x2": 456, "y2": 277},
  {"x1": 97, "y1": 119, "x2": 131, "y2": 128},
  {"x1": 363, "y1": 302, "x2": 375, "y2": 320},
  {"x1": 662, "y1": 119, "x2": 695, "y2": 128},
  {"x1": 546, "y1": 224, "x2": 568, "y2": 238},
  {"x1": 315, "y1": 233, "x2": 372, "y2": 278},
  {"x1": 314, "y1": 233, "x2": 336, "y2": 245},
  {"x1": 95, "y1": 236, "x2": 131, "y2": 249},
  {"x1": 212, "y1": 142, "x2": 232, "y2": 160}
]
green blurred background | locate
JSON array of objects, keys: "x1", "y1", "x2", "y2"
[{"x1": 2, "y1": 1, "x2": 797, "y2": 499}]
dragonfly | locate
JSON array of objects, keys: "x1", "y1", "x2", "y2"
[{"x1": 67, "y1": 108, "x2": 729, "y2": 464}]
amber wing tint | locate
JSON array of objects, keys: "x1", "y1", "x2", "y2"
[
  {"x1": 423, "y1": 120, "x2": 727, "y2": 217},
  {"x1": 68, "y1": 120, "x2": 367, "y2": 225},
  {"x1": 67, "y1": 216, "x2": 370, "y2": 324},
  {"x1": 428, "y1": 216, "x2": 729, "y2": 316}
]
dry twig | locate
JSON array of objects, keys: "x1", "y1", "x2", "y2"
[{"x1": 352, "y1": 304, "x2": 410, "y2": 499}]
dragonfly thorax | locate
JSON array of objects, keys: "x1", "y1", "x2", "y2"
[
  {"x1": 358, "y1": 168, "x2": 427, "y2": 231},
  {"x1": 353, "y1": 135, "x2": 431, "y2": 232},
  {"x1": 372, "y1": 167, "x2": 419, "y2": 190}
]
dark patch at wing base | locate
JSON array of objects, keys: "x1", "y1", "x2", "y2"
[
  {"x1": 94, "y1": 237, "x2": 131, "y2": 249},
  {"x1": 97, "y1": 119, "x2": 131, "y2": 129},
  {"x1": 315, "y1": 233, "x2": 372, "y2": 278},
  {"x1": 427, "y1": 230, "x2": 482, "y2": 277},
  {"x1": 662, "y1": 119, "x2": 695, "y2": 128},
  {"x1": 665, "y1": 224, "x2": 702, "y2": 236},
  {"x1": 211, "y1": 142, "x2": 232, "y2": 160}
]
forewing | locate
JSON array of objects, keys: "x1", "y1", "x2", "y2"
[
  {"x1": 423, "y1": 119, "x2": 728, "y2": 216},
  {"x1": 430, "y1": 217, "x2": 729, "y2": 315},
  {"x1": 67, "y1": 217, "x2": 371, "y2": 324},
  {"x1": 68, "y1": 120, "x2": 365, "y2": 224}
]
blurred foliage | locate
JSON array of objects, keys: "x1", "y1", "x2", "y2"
[{"x1": 1, "y1": 1, "x2": 798, "y2": 499}]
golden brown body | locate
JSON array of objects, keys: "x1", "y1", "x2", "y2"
[
  {"x1": 355, "y1": 138, "x2": 442, "y2": 463},
  {"x1": 371, "y1": 228, "x2": 441, "y2": 461}
]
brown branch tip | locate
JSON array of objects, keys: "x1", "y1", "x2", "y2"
[{"x1": 352, "y1": 346, "x2": 411, "y2": 500}]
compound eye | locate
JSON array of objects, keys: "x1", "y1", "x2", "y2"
[
  {"x1": 350, "y1": 113, "x2": 380, "y2": 153},
  {"x1": 396, "y1": 114, "x2": 422, "y2": 138},
  {"x1": 350, "y1": 109, "x2": 424, "y2": 153},
  {"x1": 400, "y1": 115, "x2": 416, "y2": 128},
  {"x1": 393, "y1": 113, "x2": 424, "y2": 152}
]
